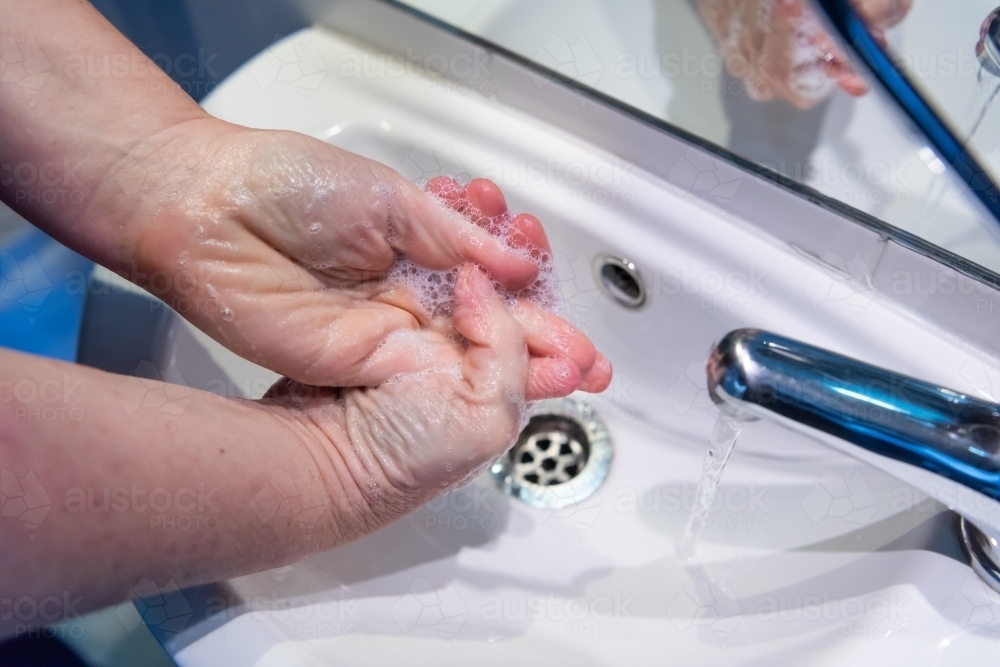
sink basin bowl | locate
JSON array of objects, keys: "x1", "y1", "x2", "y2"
[{"x1": 87, "y1": 22, "x2": 1000, "y2": 666}]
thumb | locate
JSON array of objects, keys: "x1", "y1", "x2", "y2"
[{"x1": 451, "y1": 264, "x2": 529, "y2": 402}]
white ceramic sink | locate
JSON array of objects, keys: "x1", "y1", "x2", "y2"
[{"x1": 124, "y1": 24, "x2": 1000, "y2": 666}]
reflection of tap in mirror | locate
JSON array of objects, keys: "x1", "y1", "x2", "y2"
[{"x1": 881, "y1": 3, "x2": 1000, "y2": 164}]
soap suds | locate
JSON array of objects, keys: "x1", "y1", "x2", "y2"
[
  {"x1": 386, "y1": 176, "x2": 562, "y2": 321},
  {"x1": 784, "y1": 5, "x2": 839, "y2": 102}
]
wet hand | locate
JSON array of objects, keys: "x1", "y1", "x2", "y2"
[
  {"x1": 263, "y1": 264, "x2": 550, "y2": 532},
  {"x1": 129, "y1": 119, "x2": 611, "y2": 399}
]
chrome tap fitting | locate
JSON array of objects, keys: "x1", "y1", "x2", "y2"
[
  {"x1": 978, "y1": 7, "x2": 1000, "y2": 77},
  {"x1": 707, "y1": 329, "x2": 1000, "y2": 592}
]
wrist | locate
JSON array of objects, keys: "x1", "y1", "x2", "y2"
[
  {"x1": 104, "y1": 114, "x2": 218, "y2": 264},
  {"x1": 264, "y1": 386, "x2": 429, "y2": 546}
]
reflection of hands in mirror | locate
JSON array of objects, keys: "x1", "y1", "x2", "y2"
[
  {"x1": 853, "y1": 0, "x2": 913, "y2": 44},
  {"x1": 697, "y1": 0, "x2": 912, "y2": 109}
]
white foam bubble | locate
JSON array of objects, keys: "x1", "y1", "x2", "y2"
[
  {"x1": 385, "y1": 176, "x2": 563, "y2": 321},
  {"x1": 785, "y1": 4, "x2": 839, "y2": 101}
]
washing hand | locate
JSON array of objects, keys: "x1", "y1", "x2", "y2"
[
  {"x1": 697, "y1": 0, "x2": 911, "y2": 109},
  {"x1": 124, "y1": 119, "x2": 610, "y2": 399},
  {"x1": 0, "y1": 0, "x2": 614, "y2": 615},
  {"x1": 263, "y1": 263, "x2": 542, "y2": 536}
]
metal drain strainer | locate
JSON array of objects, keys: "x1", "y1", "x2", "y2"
[
  {"x1": 492, "y1": 398, "x2": 613, "y2": 509},
  {"x1": 514, "y1": 429, "x2": 587, "y2": 486}
]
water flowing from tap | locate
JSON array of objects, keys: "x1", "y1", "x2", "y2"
[
  {"x1": 678, "y1": 412, "x2": 744, "y2": 560},
  {"x1": 970, "y1": 80, "x2": 1000, "y2": 143}
]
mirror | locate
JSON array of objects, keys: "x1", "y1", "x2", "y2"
[{"x1": 396, "y1": 0, "x2": 1000, "y2": 275}]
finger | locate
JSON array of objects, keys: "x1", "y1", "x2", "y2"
[
  {"x1": 823, "y1": 50, "x2": 868, "y2": 97},
  {"x1": 358, "y1": 327, "x2": 463, "y2": 381},
  {"x1": 465, "y1": 178, "x2": 509, "y2": 219},
  {"x1": 452, "y1": 264, "x2": 528, "y2": 398},
  {"x1": 387, "y1": 174, "x2": 539, "y2": 290},
  {"x1": 857, "y1": 0, "x2": 912, "y2": 31},
  {"x1": 267, "y1": 303, "x2": 421, "y2": 387},
  {"x1": 163, "y1": 237, "x2": 431, "y2": 388},
  {"x1": 835, "y1": 69, "x2": 869, "y2": 97},
  {"x1": 510, "y1": 213, "x2": 552, "y2": 256},
  {"x1": 464, "y1": 181, "x2": 554, "y2": 258},
  {"x1": 426, "y1": 176, "x2": 468, "y2": 211},
  {"x1": 526, "y1": 357, "x2": 580, "y2": 401},
  {"x1": 512, "y1": 299, "x2": 596, "y2": 374},
  {"x1": 578, "y1": 353, "x2": 613, "y2": 393}
]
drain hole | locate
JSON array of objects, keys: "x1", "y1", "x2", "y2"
[
  {"x1": 595, "y1": 256, "x2": 646, "y2": 309},
  {"x1": 509, "y1": 416, "x2": 589, "y2": 488},
  {"x1": 492, "y1": 397, "x2": 613, "y2": 509}
]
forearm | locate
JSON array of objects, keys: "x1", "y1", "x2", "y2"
[
  {"x1": 0, "y1": 348, "x2": 356, "y2": 634},
  {"x1": 0, "y1": 0, "x2": 207, "y2": 270}
]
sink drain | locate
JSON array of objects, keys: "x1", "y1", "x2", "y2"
[{"x1": 492, "y1": 398, "x2": 613, "y2": 509}]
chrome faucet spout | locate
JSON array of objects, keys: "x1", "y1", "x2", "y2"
[
  {"x1": 707, "y1": 329, "x2": 1000, "y2": 591},
  {"x1": 978, "y1": 7, "x2": 1000, "y2": 77}
]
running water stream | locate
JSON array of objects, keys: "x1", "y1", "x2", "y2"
[
  {"x1": 969, "y1": 79, "x2": 1000, "y2": 143},
  {"x1": 678, "y1": 413, "x2": 744, "y2": 560}
]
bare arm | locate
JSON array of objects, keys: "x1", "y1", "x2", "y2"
[
  {"x1": 0, "y1": 346, "x2": 347, "y2": 636},
  {"x1": 0, "y1": 262, "x2": 536, "y2": 636},
  {"x1": 0, "y1": 0, "x2": 205, "y2": 269}
]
